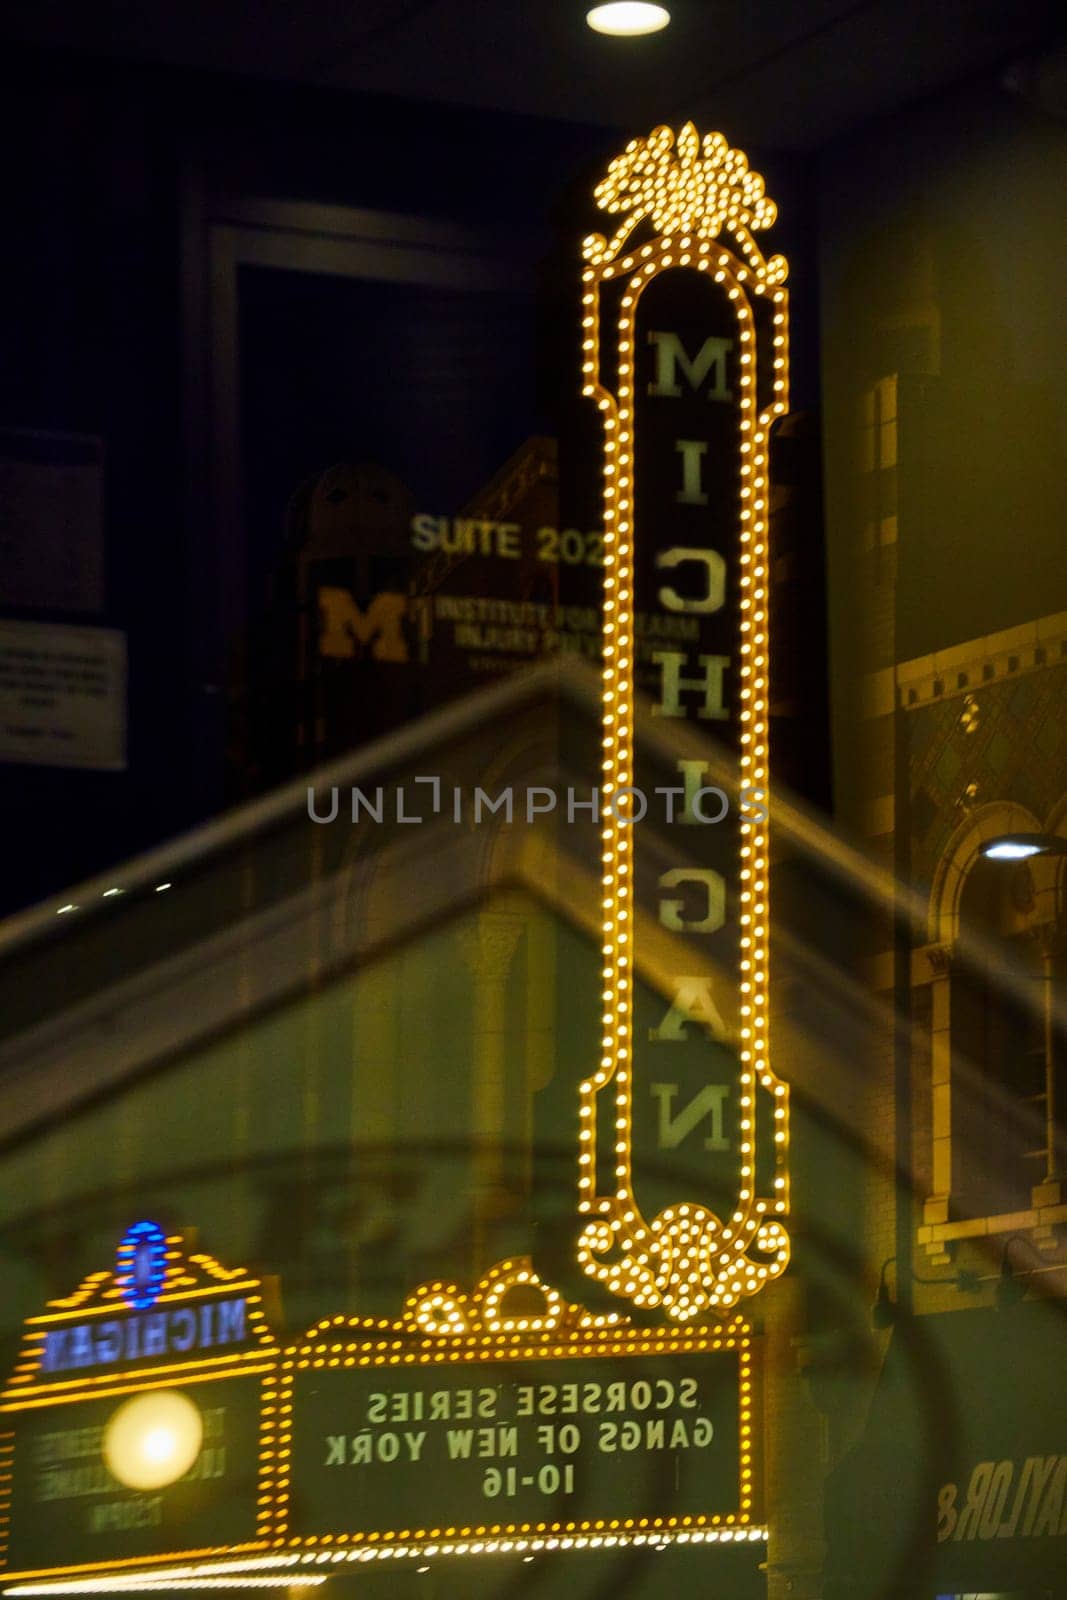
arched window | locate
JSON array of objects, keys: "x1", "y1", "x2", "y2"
[
  {"x1": 922, "y1": 802, "x2": 1067, "y2": 1240},
  {"x1": 949, "y1": 856, "x2": 1061, "y2": 1218}
]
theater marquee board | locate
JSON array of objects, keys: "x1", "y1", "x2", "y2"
[
  {"x1": 270, "y1": 1261, "x2": 755, "y2": 1559},
  {"x1": 0, "y1": 126, "x2": 789, "y2": 1588}
]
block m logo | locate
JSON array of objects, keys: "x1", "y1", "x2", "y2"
[{"x1": 319, "y1": 587, "x2": 409, "y2": 663}]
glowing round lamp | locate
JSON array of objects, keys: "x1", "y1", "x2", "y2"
[
  {"x1": 586, "y1": 3, "x2": 671, "y2": 37},
  {"x1": 103, "y1": 1390, "x2": 203, "y2": 1490}
]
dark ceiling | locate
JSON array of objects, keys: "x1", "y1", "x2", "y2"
[{"x1": 1, "y1": 0, "x2": 1063, "y2": 147}]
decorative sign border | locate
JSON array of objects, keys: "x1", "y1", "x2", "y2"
[{"x1": 576, "y1": 125, "x2": 792, "y2": 1319}]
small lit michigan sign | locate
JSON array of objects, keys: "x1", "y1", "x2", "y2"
[
  {"x1": 37, "y1": 1223, "x2": 249, "y2": 1375},
  {"x1": 0, "y1": 1224, "x2": 278, "y2": 1580},
  {"x1": 0, "y1": 125, "x2": 788, "y2": 1588}
]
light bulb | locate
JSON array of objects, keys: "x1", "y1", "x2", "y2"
[
  {"x1": 104, "y1": 1389, "x2": 203, "y2": 1490},
  {"x1": 586, "y1": 4, "x2": 671, "y2": 37}
]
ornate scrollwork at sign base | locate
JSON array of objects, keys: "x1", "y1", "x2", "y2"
[
  {"x1": 583, "y1": 122, "x2": 787, "y2": 281},
  {"x1": 578, "y1": 1207, "x2": 790, "y2": 1322}
]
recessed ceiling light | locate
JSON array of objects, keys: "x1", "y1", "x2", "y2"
[{"x1": 586, "y1": 3, "x2": 671, "y2": 38}]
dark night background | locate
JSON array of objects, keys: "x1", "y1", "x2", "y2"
[{"x1": 1, "y1": 3, "x2": 860, "y2": 918}]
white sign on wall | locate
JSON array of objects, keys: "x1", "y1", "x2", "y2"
[{"x1": 0, "y1": 620, "x2": 126, "y2": 769}]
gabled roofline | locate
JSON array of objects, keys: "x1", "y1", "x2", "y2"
[
  {"x1": 0, "y1": 659, "x2": 593, "y2": 959},
  {"x1": 0, "y1": 651, "x2": 909, "y2": 965}
]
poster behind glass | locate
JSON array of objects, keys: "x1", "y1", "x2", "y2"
[{"x1": 238, "y1": 259, "x2": 600, "y2": 780}]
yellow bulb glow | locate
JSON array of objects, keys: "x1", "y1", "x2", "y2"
[{"x1": 103, "y1": 1388, "x2": 203, "y2": 1490}]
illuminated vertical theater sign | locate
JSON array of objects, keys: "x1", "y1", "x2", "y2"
[{"x1": 577, "y1": 125, "x2": 791, "y2": 1319}]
